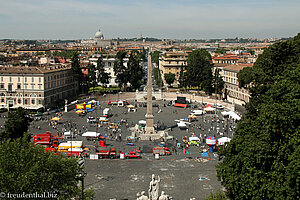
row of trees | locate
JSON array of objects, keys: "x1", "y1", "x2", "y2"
[
  {"x1": 216, "y1": 33, "x2": 300, "y2": 199},
  {"x1": 0, "y1": 108, "x2": 94, "y2": 199},
  {"x1": 113, "y1": 51, "x2": 144, "y2": 91},
  {"x1": 70, "y1": 50, "x2": 145, "y2": 93}
]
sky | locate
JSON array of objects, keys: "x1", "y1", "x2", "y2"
[{"x1": 0, "y1": 0, "x2": 299, "y2": 40}]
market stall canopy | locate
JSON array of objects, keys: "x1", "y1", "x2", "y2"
[
  {"x1": 218, "y1": 137, "x2": 232, "y2": 145},
  {"x1": 204, "y1": 105, "x2": 216, "y2": 111},
  {"x1": 127, "y1": 105, "x2": 135, "y2": 108},
  {"x1": 138, "y1": 120, "x2": 146, "y2": 125},
  {"x1": 82, "y1": 132, "x2": 100, "y2": 137},
  {"x1": 75, "y1": 110, "x2": 83, "y2": 113},
  {"x1": 221, "y1": 111, "x2": 241, "y2": 120},
  {"x1": 51, "y1": 117, "x2": 61, "y2": 121},
  {"x1": 64, "y1": 131, "x2": 73, "y2": 136},
  {"x1": 206, "y1": 136, "x2": 216, "y2": 145},
  {"x1": 189, "y1": 136, "x2": 200, "y2": 141}
]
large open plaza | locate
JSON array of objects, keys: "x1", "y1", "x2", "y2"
[{"x1": 0, "y1": 96, "x2": 239, "y2": 200}]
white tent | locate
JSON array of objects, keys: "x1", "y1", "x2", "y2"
[
  {"x1": 189, "y1": 136, "x2": 200, "y2": 142},
  {"x1": 218, "y1": 137, "x2": 232, "y2": 145},
  {"x1": 228, "y1": 111, "x2": 241, "y2": 120},
  {"x1": 138, "y1": 120, "x2": 146, "y2": 125},
  {"x1": 221, "y1": 111, "x2": 241, "y2": 120},
  {"x1": 82, "y1": 132, "x2": 100, "y2": 137}
]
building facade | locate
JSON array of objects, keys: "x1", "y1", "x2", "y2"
[
  {"x1": 0, "y1": 65, "x2": 77, "y2": 109},
  {"x1": 219, "y1": 64, "x2": 253, "y2": 105},
  {"x1": 159, "y1": 51, "x2": 189, "y2": 85}
]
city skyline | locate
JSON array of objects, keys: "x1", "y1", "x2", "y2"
[{"x1": 0, "y1": 0, "x2": 299, "y2": 40}]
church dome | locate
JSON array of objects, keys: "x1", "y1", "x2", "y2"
[{"x1": 94, "y1": 28, "x2": 103, "y2": 40}]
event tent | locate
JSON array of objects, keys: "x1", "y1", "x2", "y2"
[
  {"x1": 218, "y1": 137, "x2": 232, "y2": 145},
  {"x1": 82, "y1": 132, "x2": 100, "y2": 137},
  {"x1": 221, "y1": 111, "x2": 241, "y2": 120}
]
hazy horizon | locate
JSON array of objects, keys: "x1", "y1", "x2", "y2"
[{"x1": 1, "y1": 0, "x2": 299, "y2": 40}]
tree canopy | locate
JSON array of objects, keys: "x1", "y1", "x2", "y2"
[
  {"x1": 87, "y1": 63, "x2": 97, "y2": 93},
  {"x1": 185, "y1": 49, "x2": 213, "y2": 93},
  {"x1": 151, "y1": 51, "x2": 160, "y2": 66},
  {"x1": 164, "y1": 72, "x2": 175, "y2": 86},
  {"x1": 114, "y1": 51, "x2": 129, "y2": 90},
  {"x1": 0, "y1": 137, "x2": 94, "y2": 199},
  {"x1": 127, "y1": 51, "x2": 144, "y2": 90},
  {"x1": 217, "y1": 33, "x2": 300, "y2": 200},
  {"x1": 0, "y1": 107, "x2": 30, "y2": 141},
  {"x1": 96, "y1": 56, "x2": 110, "y2": 87},
  {"x1": 212, "y1": 68, "x2": 225, "y2": 95},
  {"x1": 71, "y1": 52, "x2": 83, "y2": 94}
]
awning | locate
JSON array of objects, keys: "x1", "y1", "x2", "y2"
[{"x1": 174, "y1": 103, "x2": 187, "y2": 108}]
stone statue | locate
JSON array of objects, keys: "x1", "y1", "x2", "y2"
[
  {"x1": 149, "y1": 174, "x2": 160, "y2": 200},
  {"x1": 136, "y1": 192, "x2": 141, "y2": 200},
  {"x1": 139, "y1": 191, "x2": 149, "y2": 200},
  {"x1": 158, "y1": 191, "x2": 168, "y2": 200}
]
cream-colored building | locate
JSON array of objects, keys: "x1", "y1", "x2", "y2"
[
  {"x1": 0, "y1": 65, "x2": 77, "y2": 109},
  {"x1": 220, "y1": 64, "x2": 253, "y2": 105},
  {"x1": 159, "y1": 51, "x2": 189, "y2": 85}
]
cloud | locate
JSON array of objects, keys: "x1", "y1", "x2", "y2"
[{"x1": 0, "y1": 0, "x2": 299, "y2": 39}]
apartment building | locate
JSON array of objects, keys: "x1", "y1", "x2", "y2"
[
  {"x1": 159, "y1": 51, "x2": 190, "y2": 85},
  {"x1": 0, "y1": 65, "x2": 77, "y2": 109},
  {"x1": 220, "y1": 64, "x2": 253, "y2": 105}
]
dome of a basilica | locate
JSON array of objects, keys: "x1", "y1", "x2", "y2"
[{"x1": 94, "y1": 28, "x2": 103, "y2": 40}]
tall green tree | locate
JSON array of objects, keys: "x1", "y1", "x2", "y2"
[
  {"x1": 151, "y1": 51, "x2": 160, "y2": 66},
  {"x1": 96, "y1": 56, "x2": 110, "y2": 87},
  {"x1": 178, "y1": 65, "x2": 187, "y2": 88},
  {"x1": 164, "y1": 73, "x2": 175, "y2": 87},
  {"x1": 114, "y1": 51, "x2": 129, "y2": 90},
  {"x1": 186, "y1": 49, "x2": 213, "y2": 93},
  {"x1": 217, "y1": 34, "x2": 300, "y2": 200},
  {"x1": 0, "y1": 137, "x2": 94, "y2": 199},
  {"x1": 0, "y1": 107, "x2": 30, "y2": 141},
  {"x1": 71, "y1": 52, "x2": 83, "y2": 94},
  {"x1": 212, "y1": 68, "x2": 225, "y2": 95},
  {"x1": 87, "y1": 63, "x2": 97, "y2": 93},
  {"x1": 127, "y1": 51, "x2": 144, "y2": 90}
]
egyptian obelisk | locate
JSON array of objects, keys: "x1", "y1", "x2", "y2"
[{"x1": 145, "y1": 54, "x2": 155, "y2": 134}]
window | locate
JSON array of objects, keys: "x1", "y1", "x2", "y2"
[
  {"x1": 1, "y1": 98, "x2": 4, "y2": 103},
  {"x1": 48, "y1": 76, "x2": 50, "y2": 81},
  {"x1": 24, "y1": 84, "x2": 27, "y2": 90},
  {"x1": 24, "y1": 99, "x2": 28, "y2": 104},
  {"x1": 8, "y1": 84, "x2": 12, "y2": 91},
  {"x1": 18, "y1": 77, "x2": 20, "y2": 82},
  {"x1": 0, "y1": 83, "x2": 4, "y2": 89},
  {"x1": 9, "y1": 77, "x2": 12, "y2": 82},
  {"x1": 0, "y1": 77, "x2": 3, "y2": 82},
  {"x1": 25, "y1": 77, "x2": 27, "y2": 82},
  {"x1": 39, "y1": 77, "x2": 41, "y2": 82},
  {"x1": 18, "y1": 99, "x2": 21, "y2": 104},
  {"x1": 38, "y1": 99, "x2": 41, "y2": 104},
  {"x1": 32, "y1": 77, "x2": 34, "y2": 82},
  {"x1": 17, "y1": 84, "x2": 21, "y2": 89},
  {"x1": 31, "y1": 84, "x2": 34, "y2": 90},
  {"x1": 38, "y1": 85, "x2": 41, "y2": 90},
  {"x1": 31, "y1": 99, "x2": 35, "y2": 104}
]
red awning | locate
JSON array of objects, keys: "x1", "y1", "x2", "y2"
[{"x1": 174, "y1": 103, "x2": 187, "y2": 108}]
